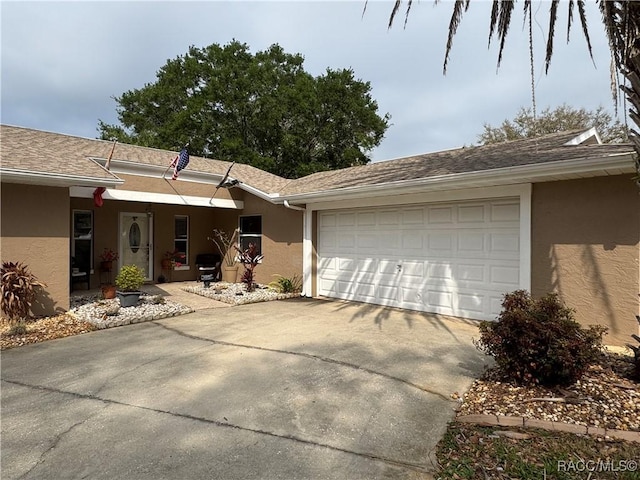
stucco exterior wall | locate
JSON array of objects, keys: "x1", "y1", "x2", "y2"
[
  {"x1": 1, "y1": 183, "x2": 70, "y2": 315},
  {"x1": 70, "y1": 190, "x2": 302, "y2": 288},
  {"x1": 531, "y1": 175, "x2": 640, "y2": 346},
  {"x1": 240, "y1": 195, "x2": 303, "y2": 285}
]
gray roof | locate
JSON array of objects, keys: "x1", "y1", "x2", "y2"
[
  {"x1": 0, "y1": 125, "x2": 289, "y2": 192},
  {"x1": 280, "y1": 130, "x2": 635, "y2": 196},
  {"x1": 1, "y1": 125, "x2": 635, "y2": 197}
]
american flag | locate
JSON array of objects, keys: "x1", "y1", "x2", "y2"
[{"x1": 170, "y1": 148, "x2": 190, "y2": 180}]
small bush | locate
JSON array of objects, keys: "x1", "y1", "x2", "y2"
[
  {"x1": 1, "y1": 261, "x2": 46, "y2": 325},
  {"x1": 269, "y1": 274, "x2": 302, "y2": 293},
  {"x1": 115, "y1": 265, "x2": 145, "y2": 292},
  {"x1": 475, "y1": 290, "x2": 607, "y2": 386},
  {"x1": 7, "y1": 322, "x2": 28, "y2": 336}
]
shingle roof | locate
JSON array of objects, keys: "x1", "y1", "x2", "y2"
[
  {"x1": 2, "y1": 125, "x2": 634, "y2": 198},
  {"x1": 0, "y1": 125, "x2": 290, "y2": 192},
  {"x1": 280, "y1": 130, "x2": 636, "y2": 196},
  {"x1": 1, "y1": 125, "x2": 120, "y2": 182}
]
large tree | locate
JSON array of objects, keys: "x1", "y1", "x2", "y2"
[
  {"x1": 99, "y1": 41, "x2": 389, "y2": 179},
  {"x1": 383, "y1": 1, "x2": 640, "y2": 176},
  {"x1": 478, "y1": 104, "x2": 628, "y2": 144}
]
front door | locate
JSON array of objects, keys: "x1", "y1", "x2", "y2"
[{"x1": 119, "y1": 212, "x2": 153, "y2": 281}]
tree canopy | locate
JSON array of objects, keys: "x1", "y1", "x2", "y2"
[
  {"x1": 478, "y1": 104, "x2": 628, "y2": 145},
  {"x1": 99, "y1": 41, "x2": 390, "y2": 179}
]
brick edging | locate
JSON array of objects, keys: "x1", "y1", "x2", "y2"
[{"x1": 456, "y1": 414, "x2": 640, "y2": 443}]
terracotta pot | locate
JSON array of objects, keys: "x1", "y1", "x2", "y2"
[
  {"x1": 222, "y1": 265, "x2": 239, "y2": 283},
  {"x1": 101, "y1": 284, "x2": 116, "y2": 299},
  {"x1": 161, "y1": 259, "x2": 172, "y2": 269}
]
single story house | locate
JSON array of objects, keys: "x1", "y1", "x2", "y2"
[{"x1": 1, "y1": 124, "x2": 638, "y2": 346}]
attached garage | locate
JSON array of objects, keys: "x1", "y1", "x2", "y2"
[{"x1": 316, "y1": 198, "x2": 522, "y2": 321}]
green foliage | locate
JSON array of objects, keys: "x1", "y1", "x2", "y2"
[
  {"x1": 475, "y1": 290, "x2": 607, "y2": 386},
  {"x1": 268, "y1": 274, "x2": 302, "y2": 294},
  {"x1": 7, "y1": 322, "x2": 28, "y2": 336},
  {"x1": 1, "y1": 261, "x2": 46, "y2": 324},
  {"x1": 478, "y1": 105, "x2": 628, "y2": 145},
  {"x1": 114, "y1": 264, "x2": 146, "y2": 292},
  {"x1": 98, "y1": 40, "x2": 389, "y2": 179}
]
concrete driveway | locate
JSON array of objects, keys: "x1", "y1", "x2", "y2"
[{"x1": 1, "y1": 298, "x2": 486, "y2": 480}]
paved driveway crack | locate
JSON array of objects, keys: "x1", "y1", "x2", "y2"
[
  {"x1": 2, "y1": 379, "x2": 431, "y2": 475},
  {"x1": 151, "y1": 321, "x2": 451, "y2": 402}
]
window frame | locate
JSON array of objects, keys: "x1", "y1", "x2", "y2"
[
  {"x1": 72, "y1": 209, "x2": 94, "y2": 273},
  {"x1": 173, "y1": 215, "x2": 189, "y2": 270},
  {"x1": 238, "y1": 215, "x2": 263, "y2": 257}
]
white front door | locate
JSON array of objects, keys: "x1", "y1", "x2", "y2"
[{"x1": 119, "y1": 212, "x2": 153, "y2": 281}]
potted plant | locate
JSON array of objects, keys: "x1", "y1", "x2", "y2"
[
  {"x1": 208, "y1": 228, "x2": 239, "y2": 283},
  {"x1": 162, "y1": 249, "x2": 186, "y2": 269},
  {"x1": 114, "y1": 264, "x2": 146, "y2": 307},
  {"x1": 99, "y1": 248, "x2": 118, "y2": 272}
]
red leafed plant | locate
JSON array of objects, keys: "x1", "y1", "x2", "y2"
[
  {"x1": 234, "y1": 243, "x2": 264, "y2": 292},
  {"x1": 1, "y1": 261, "x2": 47, "y2": 325}
]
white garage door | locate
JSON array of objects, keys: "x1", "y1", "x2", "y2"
[{"x1": 317, "y1": 199, "x2": 521, "y2": 320}]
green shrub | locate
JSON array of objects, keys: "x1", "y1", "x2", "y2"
[
  {"x1": 269, "y1": 274, "x2": 302, "y2": 293},
  {"x1": 1, "y1": 261, "x2": 46, "y2": 324},
  {"x1": 114, "y1": 265, "x2": 145, "y2": 292},
  {"x1": 475, "y1": 290, "x2": 607, "y2": 386},
  {"x1": 7, "y1": 322, "x2": 28, "y2": 336}
]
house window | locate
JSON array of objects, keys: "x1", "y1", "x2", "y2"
[
  {"x1": 72, "y1": 210, "x2": 93, "y2": 273},
  {"x1": 239, "y1": 215, "x2": 262, "y2": 255},
  {"x1": 174, "y1": 215, "x2": 189, "y2": 266}
]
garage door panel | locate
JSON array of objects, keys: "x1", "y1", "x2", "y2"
[
  {"x1": 491, "y1": 202, "x2": 519, "y2": 222},
  {"x1": 428, "y1": 206, "x2": 454, "y2": 224},
  {"x1": 317, "y1": 198, "x2": 520, "y2": 321},
  {"x1": 489, "y1": 232, "x2": 519, "y2": 254}
]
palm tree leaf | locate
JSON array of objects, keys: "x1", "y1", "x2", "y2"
[
  {"x1": 576, "y1": 0, "x2": 595, "y2": 62},
  {"x1": 488, "y1": 0, "x2": 500, "y2": 47},
  {"x1": 544, "y1": 0, "x2": 559, "y2": 74},
  {"x1": 496, "y1": 0, "x2": 515, "y2": 69},
  {"x1": 388, "y1": 0, "x2": 403, "y2": 29},
  {"x1": 567, "y1": 0, "x2": 574, "y2": 44},
  {"x1": 443, "y1": 0, "x2": 471, "y2": 74}
]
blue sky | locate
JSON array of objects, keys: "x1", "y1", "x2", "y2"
[{"x1": 1, "y1": 1, "x2": 618, "y2": 162}]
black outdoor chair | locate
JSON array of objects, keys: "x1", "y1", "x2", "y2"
[{"x1": 195, "y1": 253, "x2": 221, "y2": 282}]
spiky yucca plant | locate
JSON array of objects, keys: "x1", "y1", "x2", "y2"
[{"x1": 1, "y1": 261, "x2": 46, "y2": 324}]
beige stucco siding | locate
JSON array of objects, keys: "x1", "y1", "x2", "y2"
[
  {"x1": 240, "y1": 195, "x2": 303, "y2": 285},
  {"x1": 1, "y1": 184, "x2": 70, "y2": 315},
  {"x1": 531, "y1": 175, "x2": 640, "y2": 346}
]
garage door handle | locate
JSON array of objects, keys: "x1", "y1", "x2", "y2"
[{"x1": 397, "y1": 264, "x2": 402, "y2": 273}]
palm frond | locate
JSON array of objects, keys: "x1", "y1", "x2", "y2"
[
  {"x1": 388, "y1": 0, "x2": 403, "y2": 29},
  {"x1": 496, "y1": 0, "x2": 515, "y2": 69},
  {"x1": 544, "y1": 0, "x2": 559, "y2": 73},
  {"x1": 567, "y1": 0, "x2": 574, "y2": 44},
  {"x1": 488, "y1": 0, "x2": 500, "y2": 48},
  {"x1": 443, "y1": 0, "x2": 471, "y2": 74},
  {"x1": 576, "y1": 0, "x2": 595, "y2": 63}
]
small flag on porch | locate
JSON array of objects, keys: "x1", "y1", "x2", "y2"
[{"x1": 170, "y1": 147, "x2": 190, "y2": 180}]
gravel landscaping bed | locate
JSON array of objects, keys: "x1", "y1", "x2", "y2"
[
  {"x1": 457, "y1": 350, "x2": 639, "y2": 433},
  {"x1": 181, "y1": 282, "x2": 300, "y2": 305},
  {"x1": 69, "y1": 294, "x2": 194, "y2": 329}
]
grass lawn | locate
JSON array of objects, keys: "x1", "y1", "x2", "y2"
[{"x1": 436, "y1": 423, "x2": 640, "y2": 479}]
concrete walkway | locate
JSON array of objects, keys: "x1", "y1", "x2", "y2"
[{"x1": 1, "y1": 298, "x2": 486, "y2": 479}]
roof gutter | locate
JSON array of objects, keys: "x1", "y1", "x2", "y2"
[
  {"x1": 281, "y1": 152, "x2": 636, "y2": 204},
  {"x1": 0, "y1": 168, "x2": 124, "y2": 188}
]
